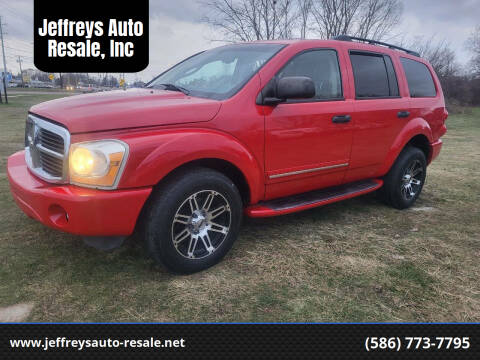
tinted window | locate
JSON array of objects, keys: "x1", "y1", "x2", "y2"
[
  {"x1": 277, "y1": 50, "x2": 343, "y2": 100},
  {"x1": 384, "y1": 56, "x2": 399, "y2": 97},
  {"x1": 400, "y1": 57, "x2": 436, "y2": 97},
  {"x1": 350, "y1": 52, "x2": 398, "y2": 98}
]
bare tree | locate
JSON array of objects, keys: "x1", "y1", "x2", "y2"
[
  {"x1": 201, "y1": 0, "x2": 297, "y2": 41},
  {"x1": 297, "y1": 0, "x2": 313, "y2": 38},
  {"x1": 201, "y1": 0, "x2": 403, "y2": 41},
  {"x1": 277, "y1": 0, "x2": 297, "y2": 39},
  {"x1": 311, "y1": 0, "x2": 402, "y2": 40},
  {"x1": 408, "y1": 37, "x2": 457, "y2": 79},
  {"x1": 466, "y1": 25, "x2": 480, "y2": 76},
  {"x1": 355, "y1": 0, "x2": 403, "y2": 40},
  {"x1": 311, "y1": 0, "x2": 362, "y2": 39},
  {"x1": 406, "y1": 37, "x2": 467, "y2": 105}
]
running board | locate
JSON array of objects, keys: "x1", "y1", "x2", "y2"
[{"x1": 246, "y1": 179, "x2": 383, "y2": 218}]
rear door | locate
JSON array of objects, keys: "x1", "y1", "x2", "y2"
[
  {"x1": 344, "y1": 50, "x2": 410, "y2": 183},
  {"x1": 264, "y1": 48, "x2": 354, "y2": 199}
]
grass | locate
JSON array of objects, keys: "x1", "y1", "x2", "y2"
[{"x1": 0, "y1": 93, "x2": 479, "y2": 322}]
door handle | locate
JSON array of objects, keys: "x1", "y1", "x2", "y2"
[
  {"x1": 332, "y1": 115, "x2": 351, "y2": 123},
  {"x1": 397, "y1": 111, "x2": 410, "y2": 118}
]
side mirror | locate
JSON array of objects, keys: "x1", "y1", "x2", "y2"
[
  {"x1": 262, "y1": 76, "x2": 315, "y2": 106},
  {"x1": 277, "y1": 76, "x2": 316, "y2": 100}
]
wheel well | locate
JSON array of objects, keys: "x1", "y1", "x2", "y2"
[
  {"x1": 159, "y1": 158, "x2": 251, "y2": 205},
  {"x1": 406, "y1": 135, "x2": 430, "y2": 160},
  {"x1": 132, "y1": 158, "x2": 251, "y2": 238}
]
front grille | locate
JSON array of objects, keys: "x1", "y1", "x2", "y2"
[
  {"x1": 25, "y1": 115, "x2": 70, "y2": 183},
  {"x1": 38, "y1": 128, "x2": 64, "y2": 153},
  {"x1": 39, "y1": 152, "x2": 64, "y2": 177}
]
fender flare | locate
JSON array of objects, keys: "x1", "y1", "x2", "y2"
[
  {"x1": 378, "y1": 117, "x2": 433, "y2": 175},
  {"x1": 124, "y1": 129, "x2": 264, "y2": 204}
]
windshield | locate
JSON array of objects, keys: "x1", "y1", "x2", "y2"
[{"x1": 147, "y1": 43, "x2": 285, "y2": 100}]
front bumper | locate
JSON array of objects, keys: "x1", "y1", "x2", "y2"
[{"x1": 7, "y1": 151, "x2": 152, "y2": 236}]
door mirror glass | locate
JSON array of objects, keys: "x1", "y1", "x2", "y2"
[{"x1": 276, "y1": 76, "x2": 315, "y2": 100}]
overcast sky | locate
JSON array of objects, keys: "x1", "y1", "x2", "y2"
[{"x1": 0, "y1": 0, "x2": 478, "y2": 82}]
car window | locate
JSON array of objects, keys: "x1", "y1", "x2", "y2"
[
  {"x1": 400, "y1": 57, "x2": 437, "y2": 97},
  {"x1": 175, "y1": 60, "x2": 238, "y2": 94},
  {"x1": 148, "y1": 44, "x2": 285, "y2": 100},
  {"x1": 350, "y1": 52, "x2": 398, "y2": 98},
  {"x1": 384, "y1": 56, "x2": 399, "y2": 97},
  {"x1": 277, "y1": 49, "x2": 343, "y2": 100}
]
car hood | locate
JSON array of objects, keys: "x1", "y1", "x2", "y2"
[{"x1": 30, "y1": 88, "x2": 222, "y2": 134}]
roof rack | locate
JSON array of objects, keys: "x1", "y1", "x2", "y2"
[{"x1": 332, "y1": 35, "x2": 420, "y2": 57}]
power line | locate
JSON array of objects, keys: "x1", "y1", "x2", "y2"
[
  {"x1": 6, "y1": 55, "x2": 32, "y2": 63},
  {"x1": 4, "y1": 38, "x2": 33, "y2": 49},
  {"x1": 0, "y1": 6, "x2": 22, "y2": 20},
  {"x1": 4, "y1": 45, "x2": 31, "y2": 54},
  {"x1": 5, "y1": 36, "x2": 33, "y2": 47},
  {"x1": 5, "y1": 44, "x2": 33, "y2": 56},
  {"x1": 0, "y1": 0, "x2": 32, "y2": 21},
  {"x1": 6, "y1": 52, "x2": 32, "y2": 58}
]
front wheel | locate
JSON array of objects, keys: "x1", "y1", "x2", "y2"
[
  {"x1": 144, "y1": 167, "x2": 243, "y2": 274},
  {"x1": 381, "y1": 146, "x2": 427, "y2": 209}
]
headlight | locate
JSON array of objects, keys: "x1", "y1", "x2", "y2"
[{"x1": 69, "y1": 140, "x2": 129, "y2": 189}]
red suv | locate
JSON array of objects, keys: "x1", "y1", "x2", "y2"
[{"x1": 7, "y1": 36, "x2": 447, "y2": 273}]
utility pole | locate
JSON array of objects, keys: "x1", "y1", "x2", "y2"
[
  {"x1": 0, "y1": 16, "x2": 8, "y2": 103},
  {"x1": 17, "y1": 56, "x2": 24, "y2": 87}
]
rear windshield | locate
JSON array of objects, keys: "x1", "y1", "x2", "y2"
[
  {"x1": 147, "y1": 44, "x2": 285, "y2": 100},
  {"x1": 400, "y1": 58, "x2": 437, "y2": 97}
]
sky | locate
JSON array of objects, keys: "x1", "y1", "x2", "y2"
[{"x1": 0, "y1": 0, "x2": 478, "y2": 82}]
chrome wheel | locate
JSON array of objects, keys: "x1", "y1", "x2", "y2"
[
  {"x1": 171, "y1": 190, "x2": 231, "y2": 259},
  {"x1": 400, "y1": 159, "x2": 423, "y2": 201}
]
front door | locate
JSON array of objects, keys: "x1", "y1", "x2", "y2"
[{"x1": 264, "y1": 48, "x2": 354, "y2": 199}]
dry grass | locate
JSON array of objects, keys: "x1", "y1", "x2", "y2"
[{"x1": 0, "y1": 93, "x2": 479, "y2": 322}]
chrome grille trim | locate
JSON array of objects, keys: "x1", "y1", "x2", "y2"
[
  {"x1": 25, "y1": 115, "x2": 70, "y2": 183},
  {"x1": 38, "y1": 129, "x2": 65, "y2": 153},
  {"x1": 36, "y1": 143, "x2": 64, "y2": 159}
]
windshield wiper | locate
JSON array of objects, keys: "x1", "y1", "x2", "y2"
[{"x1": 155, "y1": 83, "x2": 190, "y2": 95}]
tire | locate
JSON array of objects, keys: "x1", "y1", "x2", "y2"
[
  {"x1": 381, "y1": 146, "x2": 427, "y2": 210},
  {"x1": 144, "y1": 167, "x2": 243, "y2": 274}
]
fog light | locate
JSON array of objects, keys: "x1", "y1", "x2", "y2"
[{"x1": 48, "y1": 204, "x2": 68, "y2": 226}]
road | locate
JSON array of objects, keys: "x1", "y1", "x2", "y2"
[{"x1": 7, "y1": 90, "x2": 80, "y2": 96}]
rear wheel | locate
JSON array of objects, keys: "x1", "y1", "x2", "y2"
[
  {"x1": 381, "y1": 146, "x2": 427, "y2": 209},
  {"x1": 144, "y1": 167, "x2": 243, "y2": 273}
]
